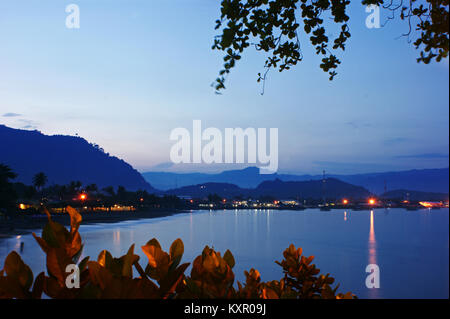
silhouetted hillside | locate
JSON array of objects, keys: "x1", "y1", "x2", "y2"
[
  {"x1": 143, "y1": 166, "x2": 449, "y2": 194},
  {"x1": 252, "y1": 178, "x2": 371, "y2": 200},
  {"x1": 165, "y1": 178, "x2": 371, "y2": 200},
  {"x1": 0, "y1": 125, "x2": 155, "y2": 191},
  {"x1": 381, "y1": 189, "x2": 449, "y2": 202},
  {"x1": 165, "y1": 183, "x2": 246, "y2": 198}
]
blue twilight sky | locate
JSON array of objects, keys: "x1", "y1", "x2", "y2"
[{"x1": 0, "y1": 0, "x2": 448, "y2": 174}]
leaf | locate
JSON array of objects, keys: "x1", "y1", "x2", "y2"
[
  {"x1": 32, "y1": 233, "x2": 49, "y2": 253},
  {"x1": 169, "y1": 238, "x2": 184, "y2": 268},
  {"x1": 98, "y1": 250, "x2": 113, "y2": 268},
  {"x1": 87, "y1": 261, "x2": 113, "y2": 290},
  {"x1": 4, "y1": 251, "x2": 33, "y2": 290},
  {"x1": 142, "y1": 243, "x2": 169, "y2": 269},
  {"x1": 42, "y1": 221, "x2": 70, "y2": 249},
  {"x1": 66, "y1": 206, "x2": 82, "y2": 235},
  {"x1": 223, "y1": 250, "x2": 235, "y2": 268},
  {"x1": 262, "y1": 287, "x2": 279, "y2": 299},
  {"x1": 159, "y1": 263, "x2": 190, "y2": 299},
  {"x1": 78, "y1": 256, "x2": 90, "y2": 272},
  {"x1": 31, "y1": 272, "x2": 45, "y2": 299},
  {"x1": 121, "y1": 244, "x2": 139, "y2": 278},
  {"x1": 46, "y1": 247, "x2": 72, "y2": 286}
]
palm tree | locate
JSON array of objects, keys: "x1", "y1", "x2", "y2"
[
  {"x1": 0, "y1": 164, "x2": 17, "y2": 183},
  {"x1": 0, "y1": 164, "x2": 18, "y2": 216},
  {"x1": 86, "y1": 184, "x2": 98, "y2": 194},
  {"x1": 33, "y1": 172, "x2": 48, "y2": 192}
]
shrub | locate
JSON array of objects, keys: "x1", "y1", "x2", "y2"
[{"x1": 0, "y1": 206, "x2": 355, "y2": 299}]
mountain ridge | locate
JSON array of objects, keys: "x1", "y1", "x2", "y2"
[
  {"x1": 165, "y1": 178, "x2": 372, "y2": 200},
  {"x1": 143, "y1": 166, "x2": 449, "y2": 194},
  {"x1": 0, "y1": 125, "x2": 155, "y2": 191}
]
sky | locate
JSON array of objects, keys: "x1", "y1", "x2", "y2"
[{"x1": 0, "y1": 0, "x2": 448, "y2": 175}]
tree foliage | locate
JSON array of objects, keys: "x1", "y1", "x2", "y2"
[
  {"x1": 32, "y1": 172, "x2": 48, "y2": 192},
  {"x1": 0, "y1": 164, "x2": 18, "y2": 215},
  {"x1": 212, "y1": 0, "x2": 449, "y2": 92},
  {"x1": 0, "y1": 206, "x2": 355, "y2": 299}
]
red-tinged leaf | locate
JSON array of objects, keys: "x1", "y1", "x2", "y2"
[
  {"x1": 87, "y1": 261, "x2": 113, "y2": 290},
  {"x1": 66, "y1": 206, "x2": 82, "y2": 235},
  {"x1": 4, "y1": 251, "x2": 33, "y2": 290},
  {"x1": 159, "y1": 262, "x2": 190, "y2": 299},
  {"x1": 46, "y1": 248, "x2": 72, "y2": 286},
  {"x1": 31, "y1": 272, "x2": 45, "y2": 299},
  {"x1": 32, "y1": 233, "x2": 49, "y2": 253}
]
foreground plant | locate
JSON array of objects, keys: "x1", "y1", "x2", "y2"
[{"x1": 0, "y1": 206, "x2": 355, "y2": 299}]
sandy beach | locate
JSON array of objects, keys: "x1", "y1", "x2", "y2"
[{"x1": 0, "y1": 209, "x2": 188, "y2": 239}]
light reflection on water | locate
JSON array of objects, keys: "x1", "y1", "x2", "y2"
[
  {"x1": 0, "y1": 208, "x2": 448, "y2": 299},
  {"x1": 368, "y1": 210, "x2": 379, "y2": 298}
]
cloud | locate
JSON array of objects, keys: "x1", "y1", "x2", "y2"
[
  {"x1": 395, "y1": 153, "x2": 449, "y2": 159},
  {"x1": 2, "y1": 112, "x2": 21, "y2": 117},
  {"x1": 17, "y1": 119, "x2": 39, "y2": 130},
  {"x1": 21, "y1": 125, "x2": 37, "y2": 129},
  {"x1": 383, "y1": 137, "x2": 412, "y2": 146},
  {"x1": 345, "y1": 121, "x2": 373, "y2": 129}
]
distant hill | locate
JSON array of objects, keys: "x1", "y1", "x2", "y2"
[
  {"x1": 165, "y1": 182, "x2": 247, "y2": 199},
  {"x1": 165, "y1": 178, "x2": 372, "y2": 200},
  {"x1": 143, "y1": 167, "x2": 449, "y2": 194},
  {"x1": 252, "y1": 178, "x2": 371, "y2": 200},
  {"x1": 143, "y1": 167, "x2": 267, "y2": 190},
  {"x1": 0, "y1": 125, "x2": 155, "y2": 191},
  {"x1": 381, "y1": 190, "x2": 449, "y2": 202}
]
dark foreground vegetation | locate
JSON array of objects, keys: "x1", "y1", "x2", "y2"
[{"x1": 0, "y1": 206, "x2": 355, "y2": 299}]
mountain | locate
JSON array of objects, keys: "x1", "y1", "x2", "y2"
[
  {"x1": 0, "y1": 125, "x2": 155, "y2": 191},
  {"x1": 381, "y1": 190, "x2": 449, "y2": 202},
  {"x1": 332, "y1": 169, "x2": 449, "y2": 194},
  {"x1": 252, "y1": 178, "x2": 371, "y2": 200},
  {"x1": 143, "y1": 167, "x2": 269, "y2": 190},
  {"x1": 165, "y1": 183, "x2": 247, "y2": 199},
  {"x1": 165, "y1": 178, "x2": 372, "y2": 200},
  {"x1": 143, "y1": 167, "x2": 449, "y2": 194}
]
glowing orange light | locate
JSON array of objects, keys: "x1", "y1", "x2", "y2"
[
  {"x1": 342, "y1": 199, "x2": 349, "y2": 205},
  {"x1": 368, "y1": 198, "x2": 376, "y2": 205},
  {"x1": 140, "y1": 198, "x2": 144, "y2": 202},
  {"x1": 190, "y1": 200, "x2": 194, "y2": 203},
  {"x1": 419, "y1": 201, "x2": 442, "y2": 208},
  {"x1": 80, "y1": 194, "x2": 87, "y2": 200}
]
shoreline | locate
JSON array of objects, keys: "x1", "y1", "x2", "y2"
[
  {"x1": 0, "y1": 209, "x2": 189, "y2": 240},
  {"x1": 0, "y1": 206, "x2": 443, "y2": 240}
]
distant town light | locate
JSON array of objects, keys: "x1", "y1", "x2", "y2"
[
  {"x1": 80, "y1": 194, "x2": 87, "y2": 200},
  {"x1": 19, "y1": 203, "x2": 26, "y2": 210},
  {"x1": 342, "y1": 199, "x2": 349, "y2": 205},
  {"x1": 368, "y1": 198, "x2": 376, "y2": 205}
]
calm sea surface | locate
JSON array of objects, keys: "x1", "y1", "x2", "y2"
[{"x1": 1, "y1": 208, "x2": 448, "y2": 299}]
